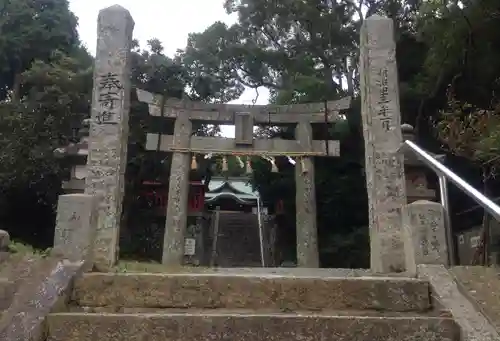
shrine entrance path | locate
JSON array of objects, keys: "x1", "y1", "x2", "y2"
[{"x1": 115, "y1": 261, "x2": 413, "y2": 277}]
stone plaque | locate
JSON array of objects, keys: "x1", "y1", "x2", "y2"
[{"x1": 235, "y1": 112, "x2": 253, "y2": 145}]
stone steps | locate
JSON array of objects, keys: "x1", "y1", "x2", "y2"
[
  {"x1": 47, "y1": 311, "x2": 458, "y2": 341},
  {"x1": 45, "y1": 271, "x2": 459, "y2": 340},
  {"x1": 68, "y1": 306, "x2": 453, "y2": 317},
  {"x1": 71, "y1": 272, "x2": 431, "y2": 312},
  {"x1": 215, "y1": 213, "x2": 262, "y2": 267}
]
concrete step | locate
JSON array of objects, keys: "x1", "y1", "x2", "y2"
[
  {"x1": 47, "y1": 311, "x2": 458, "y2": 341},
  {"x1": 68, "y1": 307, "x2": 453, "y2": 317},
  {"x1": 72, "y1": 273, "x2": 431, "y2": 312}
]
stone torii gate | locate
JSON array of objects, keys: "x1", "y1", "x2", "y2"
[
  {"x1": 136, "y1": 89, "x2": 351, "y2": 267},
  {"x1": 59, "y1": 5, "x2": 418, "y2": 273}
]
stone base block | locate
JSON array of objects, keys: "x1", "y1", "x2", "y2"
[{"x1": 54, "y1": 194, "x2": 97, "y2": 270}]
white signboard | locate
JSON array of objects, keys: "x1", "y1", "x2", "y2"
[
  {"x1": 184, "y1": 238, "x2": 196, "y2": 256},
  {"x1": 470, "y1": 236, "x2": 481, "y2": 248}
]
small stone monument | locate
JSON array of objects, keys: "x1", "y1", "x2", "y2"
[
  {"x1": 54, "y1": 194, "x2": 97, "y2": 270},
  {"x1": 402, "y1": 200, "x2": 448, "y2": 274}
]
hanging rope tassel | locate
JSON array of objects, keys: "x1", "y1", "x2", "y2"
[
  {"x1": 191, "y1": 154, "x2": 198, "y2": 170},
  {"x1": 222, "y1": 155, "x2": 228, "y2": 172},
  {"x1": 300, "y1": 157, "x2": 309, "y2": 174},
  {"x1": 270, "y1": 156, "x2": 278, "y2": 173},
  {"x1": 236, "y1": 155, "x2": 245, "y2": 169},
  {"x1": 246, "y1": 158, "x2": 253, "y2": 174}
]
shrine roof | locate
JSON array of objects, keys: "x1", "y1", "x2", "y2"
[{"x1": 204, "y1": 176, "x2": 259, "y2": 201}]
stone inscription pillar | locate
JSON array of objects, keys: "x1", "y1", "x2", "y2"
[
  {"x1": 162, "y1": 114, "x2": 192, "y2": 265},
  {"x1": 295, "y1": 121, "x2": 319, "y2": 268},
  {"x1": 85, "y1": 5, "x2": 134, "y2": 270},
  {"x1": 360, "y1": 15, "x2": 407, "y2": 273}
]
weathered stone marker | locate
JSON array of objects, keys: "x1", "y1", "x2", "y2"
[
  {"x1": 85, "y1": 5, "x2": 134, "y2": 270},
  {"x1": 360, "y1": 15, "x2": 407, "y2": 273},
  {"x1": 403, "y1": 200, "x2": 448, "y2": 274},
  {"x1": 54, "y1": 194, "x2": 97, "y2": 269}
]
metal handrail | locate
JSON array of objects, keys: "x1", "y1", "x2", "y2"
[{"x1": 402, "y1": 140, "x2": 500, "y2": 264}]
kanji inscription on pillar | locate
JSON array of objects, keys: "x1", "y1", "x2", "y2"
[{"x1": 360, "y1": 15, "x2": 407, "y2": 273}]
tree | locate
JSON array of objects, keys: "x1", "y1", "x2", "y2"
[
  {"x1": 0, "y1": 0, "x2": 80, "y2": 101},
  {"x1": 0, "y1": 45, "x2": 92, "y2": 247},
  {"x1": 121, "y1": 39, "x2": 225, "y2": 258},
  {"x1": 178, "y1": 0, "x2": 381, "y2": 267},
  {"x1": 0, "y1": 0, "x2": 91, "y2": 247},
  {"x1": 176, "y1": 0, "x2": 500, "y2": 266}
]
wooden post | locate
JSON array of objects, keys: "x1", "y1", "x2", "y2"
[
  {"x1": 295, "y1": 121, "x2": 319, "y2": 267},
  {"x1": 162, "y1": 114, "x2": 192, "y2": 265}
]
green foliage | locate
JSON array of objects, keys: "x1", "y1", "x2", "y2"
[
  {"x1": 0, "y1": 0, "x2": 79, "y2": 101},
  {"x1": 0, "y1": 49, "x2": 91, "y2": 193},
  {"x1": 8, "y1": 241, "x2": 51, "y2": 257},
  {"x1": 421, "y1": 0, "x2": 500, "y2": 175},
  {"x1": 178, "y1": 0, "x2": 377, "y2": 266},
  {"x1": 2, "y1": 0, "x2": 500, "y2": 264}
]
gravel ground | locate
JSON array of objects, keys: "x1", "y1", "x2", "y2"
[{"x1": 450, "y1": 266, "x2": 500, "y2": 333}]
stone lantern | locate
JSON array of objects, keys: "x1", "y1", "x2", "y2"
[
  {"x1": 402, "y1": 123, "x2": 443, "y2": 203},
  {"x1": 53, "y1": 118, "x2": 89, "y2": 193}
]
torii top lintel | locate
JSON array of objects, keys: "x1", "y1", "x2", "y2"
[{"x1": 136, "y1": 89, "x2": 351, "y2": 125}]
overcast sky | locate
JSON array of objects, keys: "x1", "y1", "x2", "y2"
[{"x1": 69, "y1": 0, "x2": 270, "y2": 137}]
